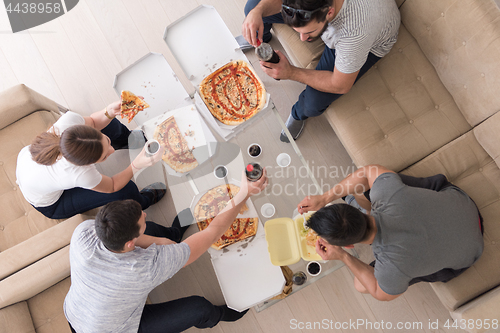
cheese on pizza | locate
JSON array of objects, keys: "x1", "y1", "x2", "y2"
[
  {"x1": 194, "y1": 184, "x2": 257, "y2": 250},
  {"x1": 199, "y1": 60, "x2": 266, "y2": 126},
  {"x1": 154, "y1": 116, "x2": 198, "y2": 173},
  {"x1": 120, "y1": 90, "x2": 150, "y2": 123}
]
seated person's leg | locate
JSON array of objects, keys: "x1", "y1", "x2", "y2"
[
  {"x1": 144, "y1": 209, "x2": 193, "y2": 243},
  {"x1": 139, "y1": 296, "x2": 247, "y2": 333}
]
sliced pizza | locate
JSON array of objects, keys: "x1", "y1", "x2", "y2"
[
  {"x1": 194, "y1": 184, "x2": 255, "y2": 250},
  {"x1": 154, "y1": 116, "x2": 198, "y2": 173},
  {"x1": 120, "y1": 90, "x2": 150, "y2": 123},
  {"x1": 199, "y1": 60, "x2": 266, "y2": 126}
]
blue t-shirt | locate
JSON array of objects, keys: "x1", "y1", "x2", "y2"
[{"x1": 370, "y1": 173, "x2": 483, "y2": 295}]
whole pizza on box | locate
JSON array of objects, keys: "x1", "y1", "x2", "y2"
[
  {"x1": 194, "y1": 184, "x2": 258, "y2": 250},
  {"x1": 199, "y1": 60, "x2": 266, "y2": 126}
]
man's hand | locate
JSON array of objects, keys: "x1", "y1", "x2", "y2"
[
  {"x1": 242, "y1": 9, "x2": 264, "y2": 47},
  {"x1": 298, "y1": 194, "x2": 328, "y2": 213},
  {"x1": 315, "y1": 238, "x2": 348, "y2": 261},
  {"x1": 239, "y1": 169, "x2": 268, "y2": 198},
  {"x1": 260, "y1": 51, "x2": 294, "y2": 80}
]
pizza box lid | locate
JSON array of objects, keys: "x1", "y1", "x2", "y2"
[
  {"x1": 113, "y1": 52, "x2": 192, "y2": 126},
  {"x1": 264, "y1": 211, "x2": 322, "y2": 266},
  {"x1": 163, "y1": 5, "x2": 273, "y2": 141}
]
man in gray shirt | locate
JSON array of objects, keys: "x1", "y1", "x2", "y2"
[
  {"x1": 64, "y1": 172, "x2": 267, "y2": 332},
  {"x1": 298, "y1": 165, "x2": 483, "y2": 301},
  {"x1": 241, "y1": 0, "x2": 400, "y2": 142}
]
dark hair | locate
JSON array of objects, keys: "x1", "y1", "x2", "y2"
[
  {"x1": 306, "y1": 203, "x2": 371, "y2": 246},
  {"x1": 95, "y1": 200, "x2": 143, "y2": 251},
  {"x1": 282, "y1": 0, "x2": 332, "y2": 27},
  {"x1": 30, "y1": 125, "x2": 103, "y2": 166}
]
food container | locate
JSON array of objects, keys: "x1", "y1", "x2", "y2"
[{"x1": 264, "y1": 211, "x2": 322, "y2": 266}]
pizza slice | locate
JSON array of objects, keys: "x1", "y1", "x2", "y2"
[
  {"x1": 154, "y1": 116, "x2": 198, "y2": 173},
  {"x1": 120, "y1": 90, "x2": 150, "y2": 123},
  {"x1": 197, "y1": 217, "x2": 258, "y2": 250}
]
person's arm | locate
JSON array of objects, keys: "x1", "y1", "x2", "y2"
[
  {"x1": 135, "y1": 234, "x2": 175, "y2": 248},
  {"x1": 83, "y1": 101, "x2": 122, "y2": 130},
  {"x1": 91, "y1": 146, "x2": 164, "y2": 193},
  {"x1": 316, "y1": 238, "x2": 401, "y2": 301},
  {"x1": 182, "y1": 172, "x2": 268, "y2": 266},
  {"x1": 298, "y1": 164, "x2": 394, "y2": 213},
  {"x1": 242, "y1": 0, "x2": 282, "y2": 46},
  {"x1": 261, "y1": 52, "x2": 358, "y2": 94}
]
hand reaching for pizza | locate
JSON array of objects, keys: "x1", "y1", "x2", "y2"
[
  {"x1": 239, "y1": 169, "x2": 268, "y2": 198},
  {"x1": 259, "y1": 50, "x2": 294, "y2": 80},
  {"x1": 131, "y1": 145, "x2": 165, "y2": 170}
]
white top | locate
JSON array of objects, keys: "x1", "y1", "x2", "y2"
[
  {"x1": 321, "y1": 0, "x2": 401, "y2": 73},
  {"x1": 16, "y1": 112, "x2": 102, "y2": 207}
]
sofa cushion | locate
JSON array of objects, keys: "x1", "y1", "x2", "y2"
[
  {"x1": 28, "y1": 278, "x2": 71, "y2": 333},
  {"x1": 0, "y1": 111, "x2": 60, "y2": 252},
  {"x1": 0, "y1": 301, "x2": 36, "y2": 333},
  {"x1": 324, "y1": 25, "x2": 471, "y2": 171},
  {"x1": 401, "y1": 112, "x2": 500, "y2": 310},
  {"x1": 0, "y1": 246, "x2": 70, "y2": 309},
  {"x1": 400, "y1": 0, "x2": 500, "y2": 126}
]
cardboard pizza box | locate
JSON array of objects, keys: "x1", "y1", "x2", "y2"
[
  {"x1": 163, "y1": 5, "x2": 273, "y2": 141},
  {"x1": 264, "y1": 211, "x2": 323, "y2": 266}
]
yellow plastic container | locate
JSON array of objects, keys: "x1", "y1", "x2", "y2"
[{"x1": 264, "y1": 212, "x2": 322, "y2": 266}]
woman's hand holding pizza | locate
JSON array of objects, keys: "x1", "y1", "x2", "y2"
[
  {"x1": 259, "y1": 50, "x2": 294, "y2": 80},
  {"x1": 106, "y1": 100, "x2": 122, "y2": 118},
  {"x1": 131, "y1": 145, "x2": 165, "y2": 171}
]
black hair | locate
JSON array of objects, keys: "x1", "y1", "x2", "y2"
[
  {"x1": 95, "y1": 200, "x2": 143, "y2": 251},
  {"x1": 282, "y1": 0, "x2": 333, "y2": 27},
  {"x1": 306, "y1": 203, "x2": 372, "y2": 246}
]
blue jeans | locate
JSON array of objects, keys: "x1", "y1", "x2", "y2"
[
  {"x1": 34, "y1": 119, "x2": 152, "y2": 219},
  {"x1": 244, "y1": 0, "x2": 382, "y2": 120}
]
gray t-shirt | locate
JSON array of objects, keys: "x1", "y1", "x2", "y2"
[
  {"x1": 321, "y1": 0, "x2": 401, "y2": 73},
  {"x1": 370, "y1": 173, "x2": 483, "y2": 295},
  {"x1": 64, "y1": 220, "x2": 191, "y2": 333}
]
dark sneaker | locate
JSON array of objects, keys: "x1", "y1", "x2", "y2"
[
  {"x1": 218, "y1": 305, "x2": 248, "y2": 322},
  {"x1": 280, "y1": 114, "x2": 305, "y2": 143},
  {"x1": 171, "y1": 209, "x2": 193, "y2": 243},
  {"x1": 140, "y1": 182, "x2": 167, "y2": 205},
  {"x1": 235, "y1": 35, "x2": 253, "y2": 51},
  {"x1": 344, "y1": 194, "x2": 367, "y2": 214}
]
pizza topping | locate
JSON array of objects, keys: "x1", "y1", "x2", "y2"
[{"x1": 120, "y1": 91, "x2": 149, "y2": 123}]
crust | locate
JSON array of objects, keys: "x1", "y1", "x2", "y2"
[
  {"x1": 154, "y1": 116, "x2": 198, "y2": 173},
  {"x1": 199, "y1": 60, "x2": 266, "y2": 126}
]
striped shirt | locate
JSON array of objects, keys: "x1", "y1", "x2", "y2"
[{"x1": 321, "y1": 0, "x2": 401, "y2": 74}]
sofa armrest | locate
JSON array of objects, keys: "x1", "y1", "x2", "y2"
[
  {"x1": 450, "y1": 286, "x2": 500, "y2": 333},
  {"x1": 0, "y1": 215, "x2": 87, "y2": 280},
  {"x1": 0, "y1": 84, "x2": 60, "y2": 131},
  {"x1": 0, "y1": 246, "x2": 70, "y2": 310}
]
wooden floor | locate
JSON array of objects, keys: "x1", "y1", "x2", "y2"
[{"x1": 0, "y1": 1, "x2": 468, "y2": 332}]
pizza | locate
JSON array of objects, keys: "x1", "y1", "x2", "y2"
[
  {"x1": 120, "y1": 90, "x2": 150, "y2": 123},
  {"x1": 153, "y1": 116, "x2": 198, "y2": 173},
  {"x1": 199, "y1": 60, "x2": 267, "y2": 126},
  {"x1": 194, "y1": 184, "x2": 258, "y2": 250}
]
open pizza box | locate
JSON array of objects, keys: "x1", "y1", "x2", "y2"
[
  {"x1": 163, "y1": 5, "x2": 273, "y2": 141},
  {"x1": 264, "y1": 211, "x2": 322, "y2": 266},
  {"x1": 113, "y1": 53, "x2": 219, "y2": 177}
]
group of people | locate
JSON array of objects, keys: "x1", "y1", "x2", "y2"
[{"x1": 14, "y1": 0, "x2": 484, "y2": 332}]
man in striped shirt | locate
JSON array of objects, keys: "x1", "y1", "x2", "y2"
[{"x1": 241, "y1": 0, "x2": 400, "y2": 142}]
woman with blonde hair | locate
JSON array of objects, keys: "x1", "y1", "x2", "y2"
[{"x1": 16, "y1": 101, "x2": 165, "y2": 219}]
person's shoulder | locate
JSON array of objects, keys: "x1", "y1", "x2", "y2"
[
  {"x1": 52, "y1": 111, "x2": 85, "y2": 134},
  {"x1": 72, "y1": 220, "x2": 96, "y2": 242}
]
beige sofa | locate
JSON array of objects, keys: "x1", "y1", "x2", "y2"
[
  {"x1": 274, "y1": 0, "x2": 500, "y2": 331},
  {"x1": 0, "y1": 84, "x2": 87, "y2": 333}
]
